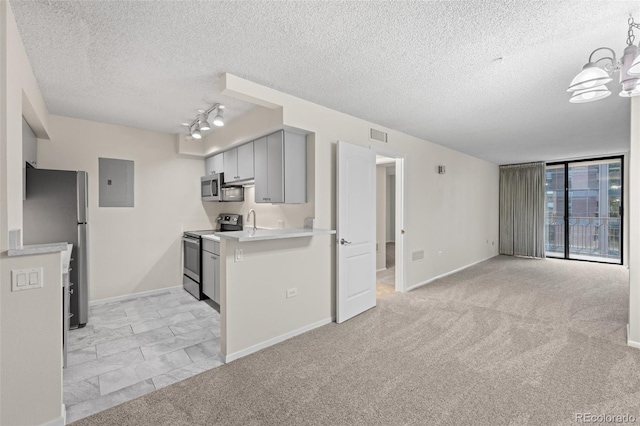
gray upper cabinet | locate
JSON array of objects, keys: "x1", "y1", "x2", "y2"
[
  {"x1": 254, "y1": 131, "x2": 306, "y2": 204},
  {"x1": 237, "y1": 142, "x2": 254, "y2": 181},
  {"x1": 224, "y1": 142, "x2": 254, "y2": 183},
  {"x1": 205, "y1": 153, "x2": 224, "y2": 175},
  {"x1": 223, "y1": 149, "x2": 238, "y2": 181}
]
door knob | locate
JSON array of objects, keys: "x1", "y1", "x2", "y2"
[{"x1": 340, "y1": 238, "x2": 352, "y2": 245}]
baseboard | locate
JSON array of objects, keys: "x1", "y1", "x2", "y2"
[
  {"x1": 406, "y1": 255, "x2": 496, "y2": 292},
  {"x1": 627, "y1": 324, "x2": 640, "y2": 349},
  {"x1": 89, "y1": 285, "x2": 182, "y2": 306},
  {"x1": 39, "y1": 405, "x2": 65, "y2": 426},
  {"x1": 223, "y1": 317, "x2": 334, "y2": 363},
  {"x1": 376, "y1": 267, "x2": 387, "y2": 272}
]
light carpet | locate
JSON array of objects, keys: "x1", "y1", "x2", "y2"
[{"x1": 71, "y1": 255, "x2": 639, "y2": 426}]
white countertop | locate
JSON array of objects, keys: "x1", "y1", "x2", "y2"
[
  {"x1": 206, "y1": 228, "x2": 336, "y2": 242},
  {"x1": 8, "y1": 241, "x2": 69, "y2": 257}
]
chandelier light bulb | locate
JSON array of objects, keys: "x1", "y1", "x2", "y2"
[{"x1": 569, "y1": 85, "x2": 611, "y2": 103}]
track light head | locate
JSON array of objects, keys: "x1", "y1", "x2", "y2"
[
  {"x1": 198, "y1": 112, "x2": 211, "y2": 131},
  {"x1": 212, "y1": 106, "x2": 225, "y2": 127},
  {"x1": 191, "y1": 123, "x2": 202, "y2": 139}
]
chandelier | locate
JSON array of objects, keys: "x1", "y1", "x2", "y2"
[{"x1": 568, "y1": 17, "x2": 640, "y2": 103}]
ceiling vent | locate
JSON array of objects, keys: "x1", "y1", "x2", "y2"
[{"x1": 370, "y1": 128, "x2": 388, "y2": 143}]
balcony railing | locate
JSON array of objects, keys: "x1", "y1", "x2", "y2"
[{"x1": 545, "y1": 215, "x2": 621, "y2": 261}]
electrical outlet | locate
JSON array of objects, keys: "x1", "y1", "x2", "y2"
[
  {"x1": 277, "y1": 219, "x2": 284, "y2": 229},
  {"x1": 235, "y1": 249, "x2": 243, "y2": 262},
  {"x1": 286, "y1": 288, "x2": 298, "y2": 298}
]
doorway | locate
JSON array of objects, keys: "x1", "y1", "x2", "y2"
[
  {"x1": 375, "y1": 154, "x2": 403, "y2": 298},
  {"x1": 545, "y1": 156, "x2": 623, "y2": 264}
]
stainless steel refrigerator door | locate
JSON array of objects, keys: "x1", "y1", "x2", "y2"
[
  {"x1": 77, "y1": 171, "x2": 88, "y2": 223},
  {"x1": 76, "y1": 223, "x2": 89, "y2": 326}
]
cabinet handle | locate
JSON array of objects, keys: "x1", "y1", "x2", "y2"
[{"x1": 70, "y1": 289, "x2": 74, "y2": 294}]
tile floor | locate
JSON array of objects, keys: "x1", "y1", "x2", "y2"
[{"x1": 64, "y1": 287, "x2": 223, "y2": 423}]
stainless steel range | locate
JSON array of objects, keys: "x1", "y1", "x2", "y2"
[{"x1": 182, "y1": 214, "x2": 243, "y2": 300}]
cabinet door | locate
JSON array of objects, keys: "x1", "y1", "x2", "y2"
[
  {"x1": 212, "y1": 154, "x2": 224, "y2": 174},
  {"x1": 237, "y1": 142, "x2": 254, "y2": 181},
  {"x1": 223, "y1": 148, "x2": 238, "y2": 181},
  {"x1": 204, "y1": 156, "x2": 215, "y2": 175},
  {"x1": 254, "y1": 137, "x2": 269, "y2": 203},
  {"x1": 202, "y1": 251, "x2": 215, "y2": 299},
  {"x1": 267, "y1": 131, "x2": 284, "y2": 203},
  {"x1": 283, "y1": 131, "x2": 307, "y2": 203},
  {"x1": 213, "y1": 254, "x2": 220, "y2": 304}
]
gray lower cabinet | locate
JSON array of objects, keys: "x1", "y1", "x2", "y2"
[
  {"x1": 202, "y1": 239, "x2": 220, "y2": 305},
  {"x1": 254, "y1": 130, "x2": 306, "y2": 203}
]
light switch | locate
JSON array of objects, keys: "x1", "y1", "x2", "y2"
[
  {"x1": 11, "y1": 268, "x2": 43, "y2": 291},
  {"x1": 17, "y1": 273, "x2": 27, "y2": 287}
]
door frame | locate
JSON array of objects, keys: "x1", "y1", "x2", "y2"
[
  {"x1": 375, "y1": 148, "x2": 406, "y2": 293},
  {"x1": 546, "y1": 155, "x2": 624, "y2": 265}
]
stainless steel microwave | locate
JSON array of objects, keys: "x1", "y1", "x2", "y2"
[{"x1": 201, "y1": 173, "x2": 244, "y2": 202}]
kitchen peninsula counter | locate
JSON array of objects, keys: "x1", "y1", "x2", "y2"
[{"x1": 207, "y1": 228, "x2": 335, "y2": 243}]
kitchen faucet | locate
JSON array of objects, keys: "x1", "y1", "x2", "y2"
[{"x1": 247, "y1": 209, "x2": 257, "y2": 232}]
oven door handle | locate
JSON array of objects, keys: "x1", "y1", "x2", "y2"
[{"x1": 182, "y1": 237, "x2": 200, "y2": 246}]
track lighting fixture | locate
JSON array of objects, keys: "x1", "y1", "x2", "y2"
[
  {"x1": 198, "y1": 112, "x2": 211, "y2": 131},
  {"x1": 184, "y1": 103, "x2": 224, "y2": 140},
  {"x1": 568, "y1": 16, "x2": 640, "y2": 102},
  {"x1": 212, "y1": 106, "x2": 225, "y2": 127}
]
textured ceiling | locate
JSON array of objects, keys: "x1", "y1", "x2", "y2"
[{"x1": 9, "y1": 1, "x2": 640, "y2": 164}]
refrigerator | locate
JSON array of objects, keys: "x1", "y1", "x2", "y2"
[{"x1": 23, "y1": 167, "x2": 89, "y2": 328}]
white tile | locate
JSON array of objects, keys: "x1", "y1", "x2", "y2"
[
  {"x1": 98, "y1": 349, "x2": 192, "y2": 395},
  {"x1": 124, "y1": 299, "x2": 182, "y2": 317},
  {"x1": 64, "y1": 376, "x2": 100, "y2": 406},
  {"x1": 67, "y1": 346, "x2": 97, "y2": 367},
  {"x1": 65, "y1": 379, "x2": 156, "y2": 424},
  {"x1": 64, "y1": 347, "x2": 144, "y2": 385},
  {"x1": 191, "y1": 306, "x2": 218, "y2": 318},
  {"x1": 169, "y1": 315, "x2": 219, "y2": 335},
  {"x1": 184, "y1": 338, "x2": 220, "y2": 363},
  {"x1": 152, "y1": 356, "x2": 223, "y2": 390},
  {"x1": 96, "y1": 326, "x2": 174, "y2": 358},
  {"x1": 140, "y1": 328, "x2": 215, "y2": 359},
  {"x1": 91, "y1": 310, "x2": 162, "y2": 330},
  {"x1": 131, "y1": 311, "x2": 196, "y2": 334},
  {"x1": 68, "y1": 325, "x2": 134, "y2": 353},
  {"x1": 157, "y1": 301, "x2": 213, "y2": 318}
]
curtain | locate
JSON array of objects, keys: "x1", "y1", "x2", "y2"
[{"x1": 499, "y1": 162, "x2": 545, "y2": 258}]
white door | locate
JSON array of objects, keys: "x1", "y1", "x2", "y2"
[{"x1": 337, "y1": 141, "x2": 376, "y2": 323}]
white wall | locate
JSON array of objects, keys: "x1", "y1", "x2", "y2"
[
  {"x1": 211, "y1": 74, "x2": 499, "y2": 355},
  {"x1": 376, "y1": 165, "x2": 386, "y2": 270},
  {"x1": 0, "y1": 2, "x2": 63, "y2": 424},
  {"x1": 221, "y1": 235, "x2": 333, "y2": 357},
  {"x1": 38, "y1": 115, "x2": 218, "y2": 301},
  {"x1": 221, "y1": 74, "x2": 500, "y2": 289}
]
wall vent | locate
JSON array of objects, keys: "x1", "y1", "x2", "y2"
[
  {"x1": 412, "y1": 250, "x2": 424, "y2": 262},
  {"x1": 370, "y1": 128, "x2": 388, "y2": 143}
]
